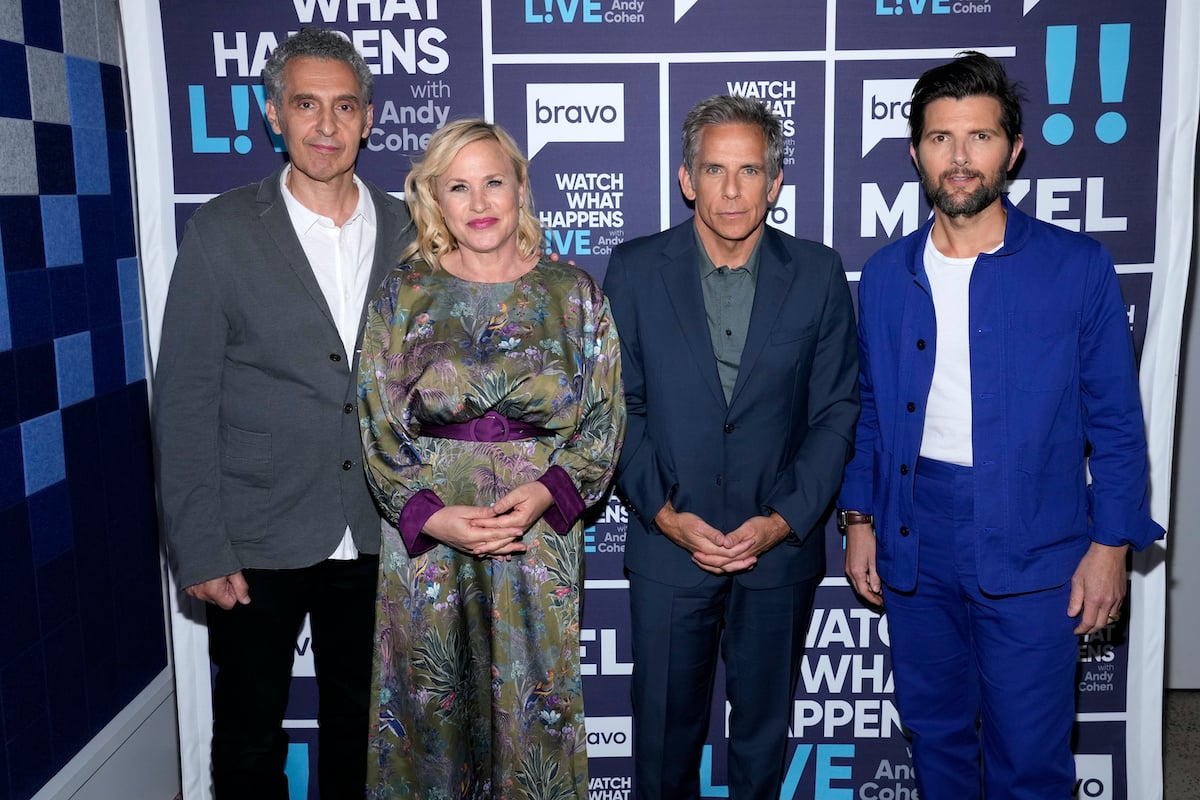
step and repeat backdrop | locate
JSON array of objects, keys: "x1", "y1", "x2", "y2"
[{"x1": 122, "y1": 1, "x2": 1196, "y2": 797}]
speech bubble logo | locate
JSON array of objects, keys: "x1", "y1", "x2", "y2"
[
  {"x1": 862, "y1": 78, "x2": 917, "y2": 157},
  {"x1": 526, "y1": 83, "x2": 625, "y2": 158},
  {"x1": 1024, "y1": 0, "x2": 1043, "y2": 14}
]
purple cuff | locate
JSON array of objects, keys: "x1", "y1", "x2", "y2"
[
  {"x1": 397, "y1": 489, "x2": 444, "y2": 556},
  {"x1": 537, "y1": 465, "x2": 585, "y2": 534}
]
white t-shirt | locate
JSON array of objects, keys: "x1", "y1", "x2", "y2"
[{"x1": 919, "y1": 234, "x2": 979, "y2": 467}]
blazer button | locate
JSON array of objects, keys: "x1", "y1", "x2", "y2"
[
  {"x1": 330, "y1": 352, "x2": 343, "y2": 362},
  {"x1": 724, "y1": 423, "x2": 735, "y2": 433},
  {"x1": 899, "y1": 464, "x2": 909, "y2": 475},
  {"x1": 916, "y1": 339, "x2": 927, "y2": 351},
  {"x1": 906, "y1": 402, "x2": 916, "y2": 412},
  {"x1": 900, "y1": 526, "x2": 910, "y2": 537},
  {"x1": 342, "y1": 460, "x2": 353, "y2": 470},
  {"x1": 344, "y1": 403, "x2": 355, "y2": 414}
]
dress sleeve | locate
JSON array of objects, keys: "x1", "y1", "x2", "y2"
[
  {"x1": 539, "y1": 274, "x2": 627, "y2": 532},
  {"x1": 357, "y1": 273, "x2": 441, "y2": 555}
]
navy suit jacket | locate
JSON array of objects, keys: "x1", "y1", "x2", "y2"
[{"x1": 603, "y1": 220, "x2": 860, "y2": 589}]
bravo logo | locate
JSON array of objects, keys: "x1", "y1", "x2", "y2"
[
  {"x1": 767, "y1": 185, "x2": 796, "y2": 237},
  {"x1": 293, "y1": 614, "x2": 315, "y2": 678},
  {"x1": 585, "y1": 716, "x2": 633, "y2": 758},
  {"x1": 1072, "y1": 754, "x2": 1113, "y2": 799},
  {"x1": 862, "y1": 79, "x2": 916, "y2": 157},
  {"x1": 527, "y1": 83, "x2": 625, "y2": 157}
]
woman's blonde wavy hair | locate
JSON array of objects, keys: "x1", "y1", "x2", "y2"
[{"x1": 402, "y1": 118, "x2": 543, "y2": 268}]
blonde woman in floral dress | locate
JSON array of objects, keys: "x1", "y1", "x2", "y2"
[{"x1": 358, "y1": 119, "x2": 625, "y2": 799}]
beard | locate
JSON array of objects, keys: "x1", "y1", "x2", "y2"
[{"x1": 918, "y1": 161, "x2": 1008, "y2": 219}]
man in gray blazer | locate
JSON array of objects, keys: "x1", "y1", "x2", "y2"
[{"x1": 153, "y1": 29, "x2": 410, "y2": 799}]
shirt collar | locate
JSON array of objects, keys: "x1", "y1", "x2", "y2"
[
  {"x1": 696, "y1": 229, "x2": 763, "y2": 280},
  {"x1": 278, "y1": 165, "x2": 376, "y2": 235}
]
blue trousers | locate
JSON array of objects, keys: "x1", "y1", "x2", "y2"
[{"x1": 883, "y1": 458, "x2": 1078, "y2": 800}]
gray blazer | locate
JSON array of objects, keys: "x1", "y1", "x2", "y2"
[{"x1": 153, "y1": 167, "x2": 412, "y2": 589}]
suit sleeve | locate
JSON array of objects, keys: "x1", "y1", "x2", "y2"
[
  {"x1": 837, "y1": 270, "x2": 877, "y2": 515},
  {"x1": 152, "y1": 216, "x2": 242, "y2": 589},
  {"x1": 602, "y1": 246, "x2": 676, "y2": 531},
  {"x1": 764, "y1": 251, "x2": 861, "y2": 536},
  {"x1": 1078, "y1": 243, "x2": 1164, "y2": 550}
]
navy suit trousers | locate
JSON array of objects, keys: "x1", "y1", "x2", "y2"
[{"x1": 628, "y1": 571, "x2": 818, "y2": 800}]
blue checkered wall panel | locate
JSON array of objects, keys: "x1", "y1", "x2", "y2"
[{"x1": 0, "y1": 2, "x2": 166, "y2": 798}]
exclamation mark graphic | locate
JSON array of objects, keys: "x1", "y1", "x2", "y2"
[
  {"x1": 1096, "y1": 23, "x2": 1130, "y2": 144},
  {"x1": 285, "y1": 743, "x2": 309, "y2": 799},
  {"x1": 251, "y1": 85, "x2": 287, "y2": 153},
  {"x1": 1043, "y1": 25, "x2": 1077, "y2": 146},
  {"x1": 231, "y1": 84, "x2": 253, "y2": 155}
]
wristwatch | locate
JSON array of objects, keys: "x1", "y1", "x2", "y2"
[{"x1": 836, "y1": 509, "x2": 873, "y2": 533}]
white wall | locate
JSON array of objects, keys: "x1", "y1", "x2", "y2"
[
  {"x1": 30, "y1": 670, "x2": 181, "y2": 800},
  {"x1": 1167, "y1": 164, "x2": 1200, "y2": 689}
]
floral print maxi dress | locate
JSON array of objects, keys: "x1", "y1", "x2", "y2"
[{"x1": 358, "y1": 257, "x2": 625, "y2": 799}]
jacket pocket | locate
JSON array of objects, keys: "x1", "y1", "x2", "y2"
[
  {"x1": 769, "y1": 321, "x2": 817, "y2": 345},
  {"x1": 1008, "y1": 312, "x2": 1079, "y2": 391},
  {"x1": 220, "y1": 425, "x2": 273, "y2": 542},
  {"x1": 1016, "y1": 439, "x2": 1086, "y2": 552},
  {"x1": 220, "y1": 424, "x2": 272, "y2": 487}
]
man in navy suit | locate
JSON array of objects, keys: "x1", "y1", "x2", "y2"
[{"x1": 603, "y1": 94, "x2": 860, "y2": 799}]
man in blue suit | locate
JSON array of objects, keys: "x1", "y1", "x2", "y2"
[
  {"x1": 603, "y1": 94, "x2": 860, "y2": 799},
  {"x1": 839, "y1": 53, "x2": 1162, "y2": 798}
]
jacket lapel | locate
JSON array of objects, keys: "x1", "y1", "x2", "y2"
[
  {"x1": 256, "y1": 169, "x2": 339, "y2": 332},
  {"x1": 729, "y1": 227, "x2": 794, "y2": 407},
  {"x1": 659, "y1": 224, "x2": 727, "y2": 409}
]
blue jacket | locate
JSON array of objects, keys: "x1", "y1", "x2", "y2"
[{"x1": 838, "y1": 199, "x2": 1163, "y2": 595}]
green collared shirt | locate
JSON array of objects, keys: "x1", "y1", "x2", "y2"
[{"x1": 697, "y1": 232, "x2": 763, "y2": 403}]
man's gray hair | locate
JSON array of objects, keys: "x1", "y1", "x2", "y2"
[
  {"x1": 262, "y1": 28, "x2": 373, "y2": 106},
  {"x1": 681, "y1": 94, "x2": 784, "y2": 182}
]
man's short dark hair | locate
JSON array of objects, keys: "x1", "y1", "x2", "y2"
[
  {"x1": 909, "y1": 51, "x2": 1023, "y2": 147},
  {"x1": 682, "y1": 94, "x2": 785, "y2": 182},
  {"x1": 262, "y1": 28, "x2": 373, "y2": 106}
]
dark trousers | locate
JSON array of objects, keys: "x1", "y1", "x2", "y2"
[
  {"x1": 628, "y1": 571, "x2": 818, "y2": 800},
  {"x1": 883, "y1": 458, "x2": 1077, "y2": 800},
  {"x1": 207, "y1": 554, "x2": 379, "y2": 800}
]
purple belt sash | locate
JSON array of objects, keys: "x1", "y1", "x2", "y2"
[{"x1": 421, "y1": 410, "x2": 553, "y2": 442}]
